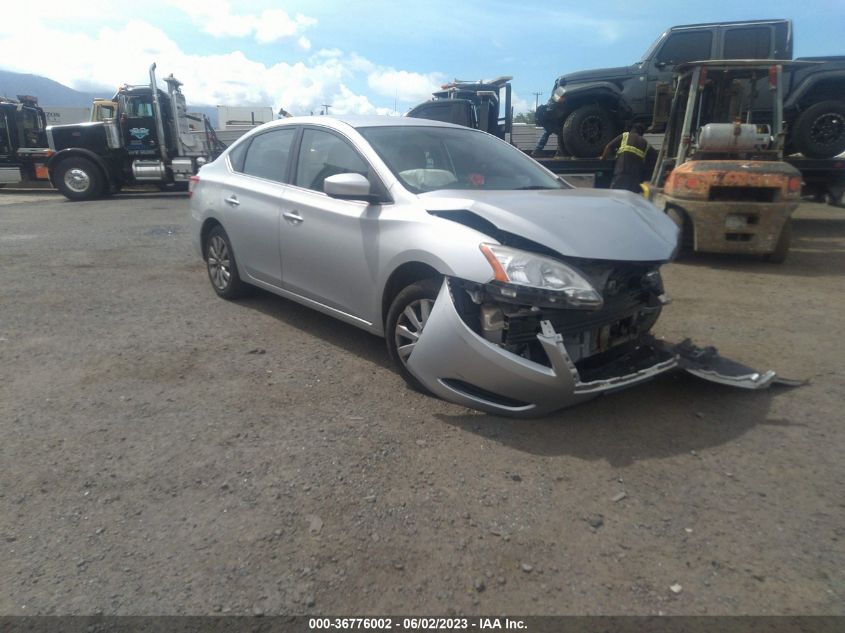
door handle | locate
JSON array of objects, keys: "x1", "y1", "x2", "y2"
[
  {"x1": 282, "y1": 211, "x2": 304, "y2": 224},
  {"x1": 224, "y1": 195, "x2": 240, "y2": 206}
]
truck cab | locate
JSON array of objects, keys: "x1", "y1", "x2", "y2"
[
  {"x1": 0, "y1": 95, "x2": 52, "y2": 186},
  {"x1": 46, "y1": 64, "x2": 225, "y2": 201},
  {"x1": 407, "y1": 77, "x2": 513, "y2": 140}
]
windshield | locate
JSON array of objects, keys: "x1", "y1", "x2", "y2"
[
  {"x1": 358, "y1": 125, "x2": 567, "y2": 193},
  {"x1": 640, "y1": 32, "x2": 667, "y2": 63}
]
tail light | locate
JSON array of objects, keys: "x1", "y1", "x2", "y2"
[
  {"x1": 788, "y1": 176, "x2": 802, "y2": 193},
  {"x1": 188, "y1": 175, "x2": 200, "y2": 197}
]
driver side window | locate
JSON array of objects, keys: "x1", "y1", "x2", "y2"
[
  {"x1": 294, "y1": 129, "x2": 369, "y2": 193},
  {"x1": 656, "y1": 31, "x2": 713, "y2": 65}
]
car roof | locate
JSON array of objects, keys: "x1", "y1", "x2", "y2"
[{"x1": 255, "y1": 114, "x2": 469, "y2": 132}]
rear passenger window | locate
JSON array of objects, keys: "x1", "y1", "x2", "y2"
[
  {"x1": 294, "y1": 129, "x2": 369, "y2": 193},
  {"x1": 656, "y1": 31, "x2": 713, "y2": 65},
  {"x1": 724, "y1": 28, "x2": 772, "y2": 59},
  {"x1": 227, "y1": 139, "x2": 249, "y2": 172},
  {"x1": 241, "y1": 128, "x2": 296, "y2": 183}
]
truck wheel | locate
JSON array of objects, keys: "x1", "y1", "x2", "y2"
[
  {"x1": 562, "y1": 104, "x2": 617, "y2": 158},
  {"x1": 54, "y1": 157, "x2": 104, "y2": 201},
  {"x1": 555, "y1": 130, "x2": 571, "y2": 156},
  {"x1": 764, "y1": 221, "x2": 792, "y2": 264},
  {"x1": 792, "y1": 100, "x2": 845, "y2": 159}
]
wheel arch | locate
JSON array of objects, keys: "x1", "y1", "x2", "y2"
[
  {"x1": 199, "y1": 216, "x2": 224, "y2": 258},
  {"x1": 381, "y1": 261, "x2": 443, "y2": 326},
  {"x1": 46, "y1": 148, "x2": 112, "y2": 189},
  {"x1": 785, "y1": 71, "x2": 845, "y2": 111}
]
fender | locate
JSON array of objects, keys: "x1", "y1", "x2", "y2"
[
  {"x1": 784, "y1": 68, "x2": 845, "y2": 110},
  {"x1": 545, "y1": 82, "x2": 629, "y2": 130},
  {"x1": 46, "y1": 148, "x2": 114, "y2": 188}
]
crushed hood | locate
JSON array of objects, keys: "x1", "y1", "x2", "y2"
[{"x1": 421, "y1": 188, "x2": 679, "y2": 262}]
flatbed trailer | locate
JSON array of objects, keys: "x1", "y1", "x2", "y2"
[{"x1": 532, "y1": 150, "x2": 845, "y2": 204}]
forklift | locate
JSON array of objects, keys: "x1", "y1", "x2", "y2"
[{"x1": 645, "y1": 60, "x2": 808, "y2": 262}]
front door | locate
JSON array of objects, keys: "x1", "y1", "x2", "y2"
[{"x1": 280, "y1": 127, "x2": 381, "y2": 323}]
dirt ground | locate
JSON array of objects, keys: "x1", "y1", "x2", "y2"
[{"x1": 0, "y1": 190, "x2": 842, "y2": 616}]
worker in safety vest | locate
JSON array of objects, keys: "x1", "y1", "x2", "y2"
[{"x1": 601, "y1": 123, "x2": 657, "y2": 193}]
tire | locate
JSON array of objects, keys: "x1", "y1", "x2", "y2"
[
  {"x1": 204, "y1": 225, "x2": 248, "y2": 299},
  {"x1": 561, "y1": 104, "x2": 618, "y2": 158},
  {"x1": 666, "y1": 206, "x2": 694, "y2": 253},
  {"x1": 764, "y1": 220, "x2": 791, "y2": 264},
  {"x1": 791, "y1": 100, "x2": 845, "y2": 159},
  {"x1": 385, "y1": 278, "x2": 440, "y2": 393},
  {"x1": 555, "y1": 129, "x2": 571, "y2": 156},
  {"x1": 54, "y1": 157, "x2": 104, "y2": 201}
]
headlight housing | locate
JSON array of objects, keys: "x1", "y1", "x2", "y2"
[
  {"x1": 552, "y1": 86, "x2": 567, "y2": 103},
  {"x1": 479, "y1": 243, "x2": 603, "y2": 309}
]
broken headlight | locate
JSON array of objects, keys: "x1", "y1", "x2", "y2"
[{"x1": 479, "y1": 243, "x2": 603, "y2": 309}]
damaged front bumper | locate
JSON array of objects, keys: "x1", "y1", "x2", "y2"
[{"x1": 407, "y1": 279, "x2": 787, "y2": 417}]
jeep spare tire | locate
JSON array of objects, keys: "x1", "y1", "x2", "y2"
[
  {"x1": 561, "y1": 104, "x2": 617, "y2": 158},
  {"x1": 792, "y1": 100, "x2": 845, "y2": 159}
]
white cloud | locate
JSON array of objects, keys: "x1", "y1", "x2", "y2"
[
  {"x1": 0, "y1": 16, "x2": 419, "y2": 117},
  {"x1": 367, "y1": 69, "x2": 445, "y2": 104},
  {"x1": 177, "y1": 0, "x2": 316, "y2": 45}
]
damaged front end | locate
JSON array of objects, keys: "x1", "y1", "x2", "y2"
[{"x1": 406, "y1": 273, "x2": 786, "y2": 417}]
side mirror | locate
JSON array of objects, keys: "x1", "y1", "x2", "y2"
[{"x1": 324, "y1": 173, "x2": 377, "y2": 202}]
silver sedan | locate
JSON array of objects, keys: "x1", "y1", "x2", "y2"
[{"x1": 190, "y1": 116, "x2": 783, "y2": 417}]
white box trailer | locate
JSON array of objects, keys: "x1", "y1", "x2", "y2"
[
  {"x1": 216, "y1": 106, "x2": 274, "y2": 130},
  {"x1": 41, "y1": 106, "x2": 90, "y2": 126}
]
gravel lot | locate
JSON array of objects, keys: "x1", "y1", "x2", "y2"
[{"x1": 0, "y1": 190, "x2": 843, "y2": 616}]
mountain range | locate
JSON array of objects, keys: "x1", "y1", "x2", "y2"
[{"x1": 0, "y1": 69, "x2": 218, "y2": 126}]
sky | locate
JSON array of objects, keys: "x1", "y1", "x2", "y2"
[{"x1": 1, "y1": 0, "x2": 843, "y2": 117}]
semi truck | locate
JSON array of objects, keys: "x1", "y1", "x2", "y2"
[
  {"x1": 46, "y1": 63, "x2": 225, "y2": 201},
  {"x1": 0, "y1": 95, "x2": 52, "y2": 187}
]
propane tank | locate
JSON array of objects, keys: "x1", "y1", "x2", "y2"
[{"x1": 696, "y1": 123, "x2": 771, "y2": 152}]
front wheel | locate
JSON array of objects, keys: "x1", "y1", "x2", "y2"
[
  {"x1": 561, "y1": 104, "x2": 618, "y2": 158},
  {"x1": 385, "y1": 279, "x2": 440, "y2": 393},
  {"x1": 54, "y1": 157, "x2": 104, "y2": 201}
]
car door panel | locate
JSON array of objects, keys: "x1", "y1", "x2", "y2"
[
  {"x1": 220, "y1": 127, "x2": 297, "y2": 287},
  {"x1": 279, "y1": 127, "x2": 381, "y2": 323}
]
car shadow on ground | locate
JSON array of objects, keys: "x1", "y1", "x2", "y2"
[
  {"x1": 236, "y1": 288, "x2": 393, "y2": 370},
  {"x1": 434, "y1": 373, "x2": 799, "y2": 467},
  {"x1": 674, "y1": 216, "x2": 845, "y2": 278}
]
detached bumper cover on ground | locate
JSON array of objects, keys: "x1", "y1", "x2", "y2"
[{"x1": 407, "y1": 279, "x2": 788, "y2": 417}]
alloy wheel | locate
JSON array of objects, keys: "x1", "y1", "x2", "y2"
[
  {"x1": 207, "y1": 235, "x2": 232, "y2": 291},
  {"x1": 394, "y1": 298, "x2": 434, "y2": 365}
]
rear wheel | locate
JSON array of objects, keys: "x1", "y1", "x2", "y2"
[
  {"x1": 561, "y1": 104, "x2": 618, "y2": 158},
  {"x1": 205, "y1": 225, "x2": 248, "y2": 299},
  {"x1": 791, "y1": 100, "x2": 845, "y2": 159},
  {"x1": 666, "y1": 206, "x2": 694, "y2": 254},
  {"x1": 385, "y1": 279, "x2": 440, "y2": 393},
  {"x1": 54, "y1": 157, "x2": 104, "y2": 201},
  {"x1": 764, "y1": 220, "x2": 791, "y2": 264}
]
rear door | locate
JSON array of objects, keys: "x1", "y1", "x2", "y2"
[{"x1": 220, "y1": 126, "x2": 297, "y2": 287}]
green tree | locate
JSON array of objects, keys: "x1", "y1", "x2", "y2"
[{"x1": 513, "y1": 110, "x2": 536, "y2": 125}]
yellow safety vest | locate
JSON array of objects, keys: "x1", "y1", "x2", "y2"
[{"x1": 616, "y1": 132, "x2": 646, "y2": 159}]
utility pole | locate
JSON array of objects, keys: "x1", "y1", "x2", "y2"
[
  {"x1": 533, "y1": 92, "x2": 542, "y2": 111},
  {"x1": 322, "y1": 103, "x2": 332, "y2": 115}
]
